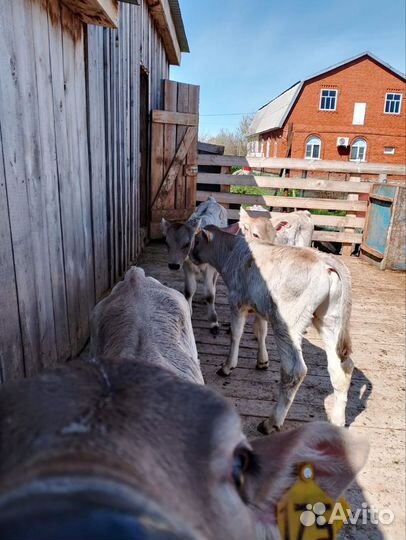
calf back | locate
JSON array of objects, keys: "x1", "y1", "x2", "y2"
[{"x1": 90, "y1": 267, "x2": 202, "y2": 384}]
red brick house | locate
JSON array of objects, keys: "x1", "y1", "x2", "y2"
[{"x1": 247, "y1": 52, "x2": 406, "y2": 165}]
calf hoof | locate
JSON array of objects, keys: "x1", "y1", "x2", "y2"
[
  {"x1": 217, "y1": 367, "x2": 231, "y2": 378},
  {"x1": 257, "y1": 419, "x2": 281, "y2": 435},
  {"x1": 256, "y1": 362, "x2": 269, "y2": 371},
  {"x1": 210, "y1": 324, "x2": 219, "y2": 335}
]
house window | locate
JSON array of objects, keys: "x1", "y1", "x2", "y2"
[
  {"x1": 353, "y1": 103, "x2": 366, "y2": 125},
  {"x1": 350, "y1": 138, "x2": 367, "y2": 161},
  {"x1": 305, "y1": 136, "x2": 321, "y2": 159},
  {"x1": 320, "y1": 89, "x2": 337, "y2": 111},
  {"x1": 384, "y1": 146, "x2": 395, "y2": 155},
  {"x1": 384, "y1": 93, "x2": 402, "y2": 114}
]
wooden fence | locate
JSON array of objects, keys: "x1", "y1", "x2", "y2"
[{"x1": 196, "y1": 155, "x2": 406, "y2": 253}]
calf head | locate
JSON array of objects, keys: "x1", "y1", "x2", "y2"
[
  {"x1": 239, "y1": 207, "x2": 276, "y2": 243},
  {"x1": 0, "y1": 359, "x2": 368, "y2": 540},
  {"x1": 161, "y1": 218, "x2": 201, "y2": 270}
]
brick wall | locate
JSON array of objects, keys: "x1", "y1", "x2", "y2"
[{"x1": 259, "y1": 56, "x2": 405, "y2": 166}]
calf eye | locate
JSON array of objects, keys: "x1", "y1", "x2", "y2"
[
  {"x1": 253, "y1": 233, "x2": 260, "y2": 239},
  {"x1": 232, "y1": 448, "x2": 251, "y2": 490},
  {"x1": 181, "y1": 242, "x2": 190, "y2": 250}
]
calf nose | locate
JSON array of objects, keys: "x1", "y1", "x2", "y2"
[{"x1": 168, "y1": 263, "x2": 180, "y2": 271}]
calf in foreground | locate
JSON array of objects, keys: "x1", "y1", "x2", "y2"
[
  {"x1": 191, "y1": 227, "x2": 354, "y2": 434},
  {"x1": 161, "y1": 196, "x2": 227, "y2": 334},
  {"x1": 0, "y1": 363, "x2": 367, "y2": 540},
  {"x1": 90, "y1": 266, "x2": 203, "y2": 385},
  {"x1": 240, "y1": 207, "x2": 314, "y2": 247}
]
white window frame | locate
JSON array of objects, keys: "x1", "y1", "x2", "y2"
[
  {"x1": 384, "y1": 146, "x2": 395, "y2": 155},
  {"x1": 305, "y1": 136, "x2": 321, "y2": 160},
  {"x1": 350, "y1": 138, "x2": 367, "y2": 162},
  {"x1": 384, "y1": 93, "x2": 403, "y2": 115},
  {"x1": 319, "y1": 89, "x2": 338, "y2": 111}
]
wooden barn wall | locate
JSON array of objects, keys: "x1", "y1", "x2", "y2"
[
  {"x1": 87, "y1": 0, "x2": 169, "y2": 296},
  {"x1": 0, "y1": 0, "x2": 169, "y2": 383}
]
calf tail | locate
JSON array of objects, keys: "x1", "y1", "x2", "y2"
[{"x1": 323, "y1": 254, "x2": 353, "y2": 360}]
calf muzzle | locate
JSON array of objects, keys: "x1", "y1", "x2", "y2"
[{"x1": 0, "y1": 488, "x2": 204, "y2": 540}]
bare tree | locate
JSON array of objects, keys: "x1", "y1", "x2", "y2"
[{"x1": 201, "y1": 114, "x2": 255, "y2": 156}]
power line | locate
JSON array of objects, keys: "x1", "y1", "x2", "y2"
[{"x1": 200, "y1": 112, "x2": 255, "y2": 116}]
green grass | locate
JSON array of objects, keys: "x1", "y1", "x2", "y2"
[{"x1": 230, "y1": 185, "x2": 275, "y2": 196}]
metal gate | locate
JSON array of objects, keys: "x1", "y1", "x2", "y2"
[{"x1": 149, "y1": 80, "x2": 199, "y2": 238}]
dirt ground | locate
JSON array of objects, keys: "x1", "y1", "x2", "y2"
[{"x1": 139, "y1": 244, "x2": 405, "y2": 540}]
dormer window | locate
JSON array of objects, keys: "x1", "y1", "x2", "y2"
[
  {"x1": 320, "y1": 89, "x2": 337, "y2": 111},
  {"x1": 384, "y1": 93, "x2": 402, "y2": 114}
]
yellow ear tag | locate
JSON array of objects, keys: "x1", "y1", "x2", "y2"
[{"x1": 276, "y1": 463, "x2": 350, "y2": 540}]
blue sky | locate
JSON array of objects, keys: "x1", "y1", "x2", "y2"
[{"x1": 171, "y1": 0, "x2": 406, "y2": 136}]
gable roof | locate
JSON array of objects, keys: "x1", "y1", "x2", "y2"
[{"x1": 248, "y1": 52, "x2": 406, "y2": 137}]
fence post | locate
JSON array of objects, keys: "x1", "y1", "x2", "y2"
[{"x1": 342, "y1": 176, "x2": 360, "y2": 256}]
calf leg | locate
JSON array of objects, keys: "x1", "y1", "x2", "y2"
[
  {"x1": 314, "y1": 313, "x2": 353, "y2": 427},
  {"x1": 217, "y1": 307, "x2": 246, "y2": 377},
  {"x1": 183, "y1": 261, "x2": 197, "y2": 314},
  {"x1": 258, "y1": 326, "x2": 307, "y2": 435},
  {"x1": 202, "y1": 265, "x2": 220, "y2": 334},
  {"x1": 253, "y1": 315, "x2": 269, "y2": 370}
]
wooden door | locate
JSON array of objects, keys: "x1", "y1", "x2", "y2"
[{"x1": 149, "y1": 80, "x2": 199, "y2": 238}]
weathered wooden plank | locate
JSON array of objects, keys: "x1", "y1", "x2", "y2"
[
  {"x1": 0, "y1": 127, "x2": 25, "y2": 382},
  {"x1": 31, "y1": 0, "x2": 71, "y2": 363},
  {"x1": 312, "y1": 231, "x2": 363, "y2": 243},
  {"x1": 61, "y1": 0, "x2": 118, "y2": 28},
  {"x1": 197, "y1": 173, "x2": 373, "y2": 194},
  {"x1": 196, "y1": 190, "x2": 368, "y2": 212},
  {"x1": 145, "y1": 0, "x2": 181, "y2": 65},
  {"x1": 175, "y1": 82, "x2": 189, "y2": 209},
  {"x1": 129, "y1": 4, "x2": 140, "y2": 260},
  {"x1": 150, "y1": 122, "x2": 165, "y2": 210},
  {"x1": 58, "y1": 5, "x2": 91, "y2": 353},
  {"x1": 162, "y1": 80, "x2": 178, "y2": 210},
  {"x1": 225, "y1": 209, "x2": 365, "y2": 228},
  {"x1": 197, "y1": 155, "x2": 406, "y2": 176},
  {"x1": 185, "y1": 84, "x2": 199, "y2": 209},
  {"x1": 342, "y1": 176, "x2": 361, "y2": 255},
  {"x1": 87, "y1": 26, "x2": 109, "y2": 301},
  {"x1": 1, "y1": 0, "x2": 56, "y2": 375},
  {"x1": 152, "y1": 110, "x2": 198, "y2": 126},
  {"x1": 73, "y1": 10, "x2": 95, "y2": 345}
]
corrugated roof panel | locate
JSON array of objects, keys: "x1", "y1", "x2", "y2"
[
  {"x1": 168, "y1": 0, "x2": 189, "y2": 53},
  {"x1": 248, "y1": 82, "x2": 301, "y2": 136}
]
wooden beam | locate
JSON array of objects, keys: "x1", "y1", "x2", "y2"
[
  {"x1": 197, "y1": 141, "x2": 225, "y2": 155},
  {"x1": 342, "y1": 176, "x2": 361, "y2": 256},
  {"x1": 152, "y1": 110, "x2": 198, "y2": 126},
  {"x1": 312, "y1": 231, "x2": 363, "y2": 243},
  {"x1": 225, "y1": 209, "x2": 365, "y2": 228},
  {"x1": 197, "y1": 173, "x2": 373, "y2": 194},
  {"x1": 61, "y1": 0, "x2": 118, "y2": 27},
  {"x1": 196, "y1": 191, "x2": 368, "y2": 212},
  {"x1": 197, "y1": 155, "x2": 406, "y2": 176},
  {"x1": 146, "y1": 0, "x2": 181, "y2": 65}
]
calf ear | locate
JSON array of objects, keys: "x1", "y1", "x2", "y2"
[
  {"x1": 201, "y1": 229, "x2": 214, "y2": 243},
  {"x1": 275, "y1": 220, "x2": 289, "y2": 232},
  {"x1": 247, "y1": 422, "x2": 369, "y2": 507},
  {"x1": 239, "y1": 206, "x2": 249, "y2": 221},
  {"x1": 188, "y1": 217, "x2": 202, "y2": 233},
  {"x1": 161, "y1": 218, "x2": 169, "y2": 236}
]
